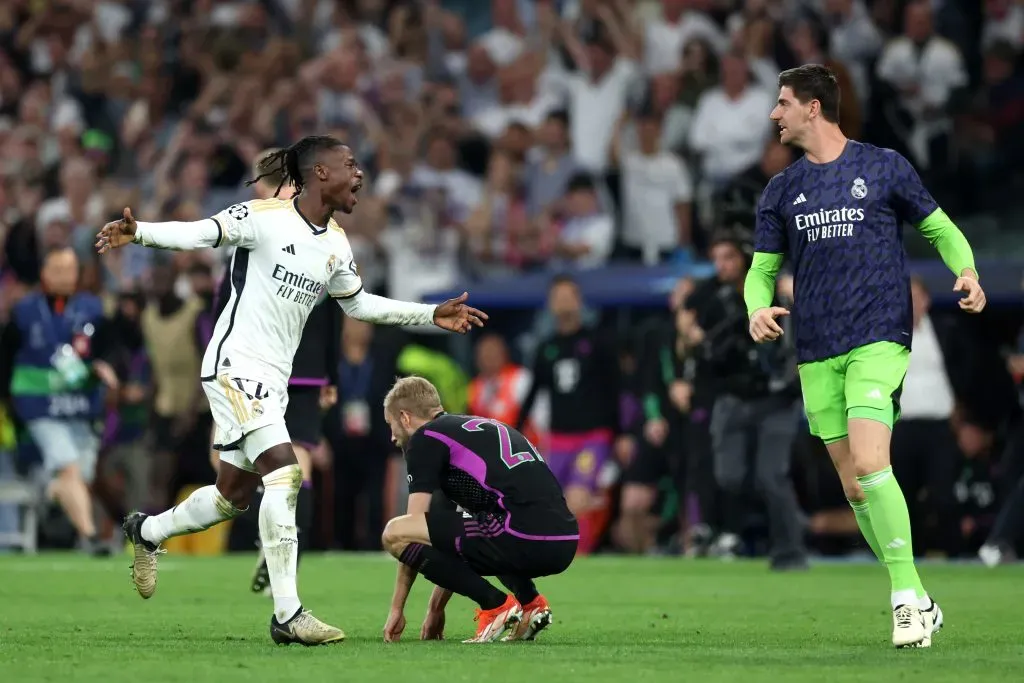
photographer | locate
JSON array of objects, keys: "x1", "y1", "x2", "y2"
[{"x1": 685, "y1": 229, "x2": 807, "y2": 570}]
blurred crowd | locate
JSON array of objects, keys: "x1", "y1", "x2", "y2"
[{"x1": 2, "y1": 0, "x2": 1024, "y2": 560}]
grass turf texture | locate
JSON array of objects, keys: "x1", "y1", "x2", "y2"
[{"x1": 1, "y1": 554, "x2": 1022, "y2": 682}]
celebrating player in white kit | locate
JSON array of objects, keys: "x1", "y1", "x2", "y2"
[{"x1": 95, "y1": 135, "x2": 488, "y2": 646}]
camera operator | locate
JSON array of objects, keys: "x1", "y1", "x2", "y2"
[{"x1": 685, "y1": 229, "x2": 808, "y2": 570}]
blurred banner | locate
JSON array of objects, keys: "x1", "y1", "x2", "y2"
[{"x1": 426, "y1": 260, "x2": 1023, "y2": 309}]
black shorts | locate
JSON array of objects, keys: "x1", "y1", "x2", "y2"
[
  {"x1": 623, "y1": 419, "x2": 687, "y2": 489},
  {"x1": 426, "y1": 510, "x2": 577, "y2": 578},
  {"x1": 285, "y1": 386, "x2": 323, "y2": 448}
]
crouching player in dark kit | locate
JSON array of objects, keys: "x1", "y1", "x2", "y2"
[{"x1": 380, "y1": 377, "x2": 578, "y2": 644}]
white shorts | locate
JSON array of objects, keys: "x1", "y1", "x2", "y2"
[{"x1": 203, "y1": 375, "x2": 291, "y2": 473}]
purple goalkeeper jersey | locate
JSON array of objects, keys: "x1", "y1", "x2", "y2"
[{"x1": 755, "y1": 141, "x2": 939, "y2": 363}]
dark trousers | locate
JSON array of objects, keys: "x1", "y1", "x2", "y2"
[
  {"x1": 332, "y1": 436, "x2": 388, "y2": 551},
  {"x1": 986, "y1": 421, "x2": 1024, "y2": 551},
  {"x1": 710, "y1": 394, "x2": 805, "y2": 562},
  {"x1": 684, "y1": 410, "x2": 720, "y2": 532},
  {"x1": 890, "y1": 418, "x2": 961, "y2": 556}
]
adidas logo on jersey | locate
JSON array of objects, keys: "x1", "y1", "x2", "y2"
[
  {"x1": 282, "y1": 244, "x2": 296, "y2": 255},
  {"x1": 792, "y1": 193, "x2": 807, "y2": 205}
]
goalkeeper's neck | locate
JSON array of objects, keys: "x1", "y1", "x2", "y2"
[{"x1": 800, "y1": 122, "x2": 848, "y2": 166}]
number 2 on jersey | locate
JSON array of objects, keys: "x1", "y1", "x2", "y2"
[{"x1": 460, "y1": 418, "x2": 544, "y2": 470}]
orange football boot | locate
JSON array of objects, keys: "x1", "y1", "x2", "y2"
[
  {"x1": 503, "y1": 594, "x2": 552, "y2": 641},
  {"x1": 463, "y1": 595, "x2": 521, "y2": 643}
]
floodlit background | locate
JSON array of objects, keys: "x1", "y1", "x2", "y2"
[{"x1": 1, "y1": 0, "x2": 1024, "y2": 565}]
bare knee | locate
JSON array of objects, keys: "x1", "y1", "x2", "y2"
[
  {"x1": 56, "y1": 462, "x2": 82, "y2": 484},
  {"x1": 255, "y1": 443, "x2": 298, "y2": 475},
  {"x1": 842, "y1": 477, "x2": 865, "y2": 502},
  {"x1": 291, "y1": 444, "x2": 313, "y2": 482},
  {"x1": 215, "y1": 466, "x2": 260, "y2": 510},
  {"x1": 381, "y1": 517, "x2": 405, "y2": 558},
  {"x1": 564, "y1": 486, "x2": 591, "y2": 516},
  {"x1": 824, "y1": 438, "x2": 866, "y2": 502},
  {"x1": 620, "y1": 484, "x2": 654, "y2": 515},
  {"x1": 847, "y1": 418, "x2": 891, "y2": 477}
]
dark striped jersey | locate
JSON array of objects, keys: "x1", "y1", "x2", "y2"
[
  {"x1": 755, "y1": 141, "x2": 938, "y2": 363},
  {"x1": 405, "y1": 413, "x2": 578, "y2": 538}
]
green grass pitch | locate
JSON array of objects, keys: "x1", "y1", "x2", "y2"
[{"x1": 1, "y1": 553, "x2": 1022, "y2": 682}]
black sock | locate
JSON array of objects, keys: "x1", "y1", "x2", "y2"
[
  {"x1": 497, "y1": 575, "x2": 539, "y2": 605},
  {"x1": 400, "y1": 543, "x2": 506, "y2": 610},
  {"x1": 296, "y1": 484, "x2": 313, "y2": 564}
]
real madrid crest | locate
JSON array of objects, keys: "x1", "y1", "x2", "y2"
[
  {"x1": 851, "y1": 177, "x2": 868, "y2": 199},
  {"x1": 326, "y1": 255, "x2": 337, "y2": 275}
]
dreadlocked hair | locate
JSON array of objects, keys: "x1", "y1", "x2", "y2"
[{"x1": 244, "y1": 135, "x2": 345, "y2": 197}]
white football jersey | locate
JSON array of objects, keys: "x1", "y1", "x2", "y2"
[{"x1": 201, "y1": 197, "x2": 362, "y2": 389}]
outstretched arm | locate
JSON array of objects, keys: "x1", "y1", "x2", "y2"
[
  {"x1": 132, "y1": 218, "x2": 225, "y2": 251},
  {"x1": 97, "y1": 204, "x2": 260, "y2": 253},
  {"x1": 335, "y1": 289, "x2": 487, "y2": 334},
  {"x1": 336, "y1": 289, "x2": 437, "y2": 327}
]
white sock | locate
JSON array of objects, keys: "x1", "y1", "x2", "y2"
[
  {"x1": 891, "y1": 589, "x2": 918, "y2": 610},
  {"x1": 141, "y1": 485, "x2": 240, "y2": 546},
  {"x1": 260, "y1": 464, "x2": 303, "y2": 623},
  {"x1": 917, "y1": 594, "x2": 933, "y2": 611}
]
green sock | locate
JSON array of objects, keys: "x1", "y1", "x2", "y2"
[
  {"x1": 857, "y1": 467, "x2": 925, "y2": 600},
  {"x1": 848, "y1": 499, "x2": 882, "y2": 561}
]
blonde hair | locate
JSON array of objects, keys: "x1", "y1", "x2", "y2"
[{"x1": 384, "y1": 376, "x2": 443, "y2": 420}]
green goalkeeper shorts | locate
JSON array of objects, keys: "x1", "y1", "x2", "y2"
[{"x1": 798, "y1": 341, "x2": 909, "y2": 443}]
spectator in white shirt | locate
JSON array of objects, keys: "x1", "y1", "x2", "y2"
[
  {"x1": 822, "y1": 0, "x2": 884, "y2": 112},
  {"x1": 472, "y1": 56, "x2": 560, "y2": 140},
  {"x1": 478, "y1": 0, "x2": 527, "y2": 66},
  {"x1": 644, "y1": 0, "x2": 730, "y2": 74},
  {"x1": 876, "y1": 0, "x2": 969, "y2": 170},
  {"x1": 982, "y1": 0, "x2": 1024, "y2": 50},
  {"x1": 614, "y1": 106, "x2": 694, "y2": 265},
  {"x1": 617, "y1": 73, "x2": 690, "y2": 155},
  {"x1": 687, "y1": 51, "x2": 774, "y2": 187},
  {"x1": 551, "y1": 173, "x2": 614, "y2": 270},
  {"x1": 560, "y1": 14, "x2": 641, "y2": 175},
  {"x1": 409, "y1": 130, "x2": 483, "y2": 225},
  {"x1": 458, "y1": 43, "x2": 500, "y2": 120}
]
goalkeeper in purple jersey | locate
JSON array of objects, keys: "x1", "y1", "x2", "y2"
[{"x1": 744, "y1": 65, "x2": 986, "y2": 649}]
